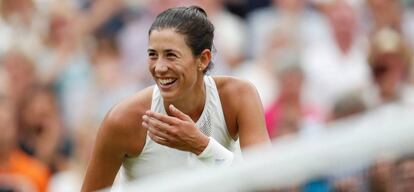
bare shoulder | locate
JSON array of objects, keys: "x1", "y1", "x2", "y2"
[
  {"x1": 106, "y1": 86, "x2": 153, "y2": 124},
  {"x1": 212, "y1": 76, "x2": 262, "y2": 139},
  {"x1": 211, "y1": 77, "x2": 268, "y2": 148},
  {"x1": 100, "y1": 85, "x2": 154, "y2": 156},
  {"x1": 213, "y1": 76, "x2": 258, "y2": 99}
]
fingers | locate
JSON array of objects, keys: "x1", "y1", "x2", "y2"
[
  {"x1": 168, "y1": 104, "x2": 192, "y2": 121},
  {"x1": 142, "y1": 120, "x2": 170, "y2": 138},
  {"x1": 145, "y1": 105, "x2": 192, "y2": 123},
  {"x1": 143, "y1": 114, "x2": 172, "y2": 132},
  {"x1": 147, "y1": 131, "x2": 169, "y2": 145},
  {"x1": 142, "y1": 115, "x2": 177, "y2": 141},
  {"x1": 142, "y1": 120, "x2": 173, "y2": 145},
  {"x1": 146, "y1": 110, "x2": 178, "y2": 125}
]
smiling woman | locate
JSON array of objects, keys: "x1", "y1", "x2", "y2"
[
  {"x1": 81, "y1": 6, "x2": 270, "y2": 192},
  {"x1": 147, "y1": 28, "x2": 205, "y2": 102}
]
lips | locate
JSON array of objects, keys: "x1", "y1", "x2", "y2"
[
  {"x1": 158, "y1": 78, "x2": 177, "y2": 89},
  {"x1": 159, "y1": 78, "x2": 176, "y2": 85}
]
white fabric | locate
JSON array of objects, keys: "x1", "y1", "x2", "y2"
[
  {"x1": 246, "y1": 7, "x2": 328, "y2": 59},
  {"x1": 116, "y1": 104, "x2": 414, "y2": 192},
  {"x1": 122, "y1": 75, "x2": 240, "y2": 181},
  {"x1": 47, "y1": 170, "x2": 82, "y2": 192},
  {"x1": 195, "y1": 137, "x2": 234, "y2": 167},
  {"x1": 0, "y1": 13, "x2": 45, "y2": 58},
  {"x1": 361, "y1": 84, "x2": 414, "y2": 109},
  {"x1": 302, "y1": 34, "x2": 371, "y2": 112}
]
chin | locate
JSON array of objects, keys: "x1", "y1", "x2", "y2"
[{"x1": 159, "y1": 89, "x2": 178, "y2": 102}]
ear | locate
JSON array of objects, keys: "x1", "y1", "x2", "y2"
[{"x1": 197, "y1": 49, "x2": 211, "y2": 72}]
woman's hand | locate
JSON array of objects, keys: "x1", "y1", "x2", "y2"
[{"x1": 142, "y1": 104, "x2": 209, "y2": 155}]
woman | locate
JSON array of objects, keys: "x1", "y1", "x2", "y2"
[{"x1": 81, "y1": 6, "x2": 270, "y2": 191}]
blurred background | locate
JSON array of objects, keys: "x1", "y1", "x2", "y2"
[{"x1": 0, "y1": 0, "x2": 414, "y2": 191}]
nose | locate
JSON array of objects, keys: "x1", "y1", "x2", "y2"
[{"x1": 154, "y1": 59, "x2": 168, "y2": 74}]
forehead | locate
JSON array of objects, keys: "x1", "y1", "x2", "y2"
[
  {"x1": 148, "y1": 28, "x2": 189, "y2": 52},
  {"x1": 372, "y1": 53, "x2": 404, "y2": 65}
]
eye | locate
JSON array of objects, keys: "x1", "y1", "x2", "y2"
[
  {"x1": 148, "y1": 52, "x2": 158, "y2": 59},
  {"x1": 166, "y1": 53, "x2": 177, "y2": 58}
]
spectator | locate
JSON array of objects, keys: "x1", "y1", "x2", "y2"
[
  {"x1": 302, "y1": 0, "x2": 371, "y2": 113},
  {"x1": 394, "y1": 154, "x2": 414, "y2": 192},
  {"x1": 331, "y1": 93, "x2": 366, "y2": 121},
  {"x1": 0, "y1": 0, "x2": 44, "y2": 56},
  {"x1": 18, "y1": 85, "x2": 63, "y2": 171},
  {"x1": 362, "y1": 27, "x2": 414, "y2": 108},
  {"x1": 365, "y1": 0, "x2": 414, "y2": 47},
  {"x1": 265, "y1": 54, "x2": 324, "y2": 139},
  {"x1": 0, "y1": 96, "x2": 50, "y2": 192},
  {"x1": 36, "y1": 0, "x2": 94, "y2": 131},
  {"x1": 88, "y1": 33, "x2": 140, "y2": 123},
  {"x1": 369, "y1": 157, "x2": 396, "y2": 192},
  {"x1": 2, "y1": 48, "x2": 37, "y2": 109},
  {"x1": 246, "y1": 0, "x2": 327, "y2": 59},
  {"x1": 47, "y1": 122, "x2": 97, "y2": 192}
]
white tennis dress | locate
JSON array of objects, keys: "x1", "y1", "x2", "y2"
[{"x1": 121, "y1": 75, "x2": 240, "y2": 181}]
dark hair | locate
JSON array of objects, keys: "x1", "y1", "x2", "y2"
[{"x1": 149, "y1": 6, "x2": 215, "y2": 73}]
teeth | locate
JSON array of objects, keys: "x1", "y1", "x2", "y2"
[{"x1": 159, "y1": 78, "x2": 175, "y2": 85}]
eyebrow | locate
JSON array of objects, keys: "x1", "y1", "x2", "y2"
[{"x1": 147, "y1": 49, "x2": 181, "y2": 56}]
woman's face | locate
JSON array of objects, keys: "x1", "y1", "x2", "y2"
[
  {"x1": 148, "y1": 28, "x2": 201, "y2": 101},
  {"x1": 371, "y1": 53, "x2": 405, "y2": 97}
]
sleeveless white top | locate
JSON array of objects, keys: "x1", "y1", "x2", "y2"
[{"x1": 122, "y1": 75, "x2": 240, "y2": 181}]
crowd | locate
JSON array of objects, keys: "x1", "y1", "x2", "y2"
[{"x1": 0, "y1": 0, "x2": 413, "y2": 191}]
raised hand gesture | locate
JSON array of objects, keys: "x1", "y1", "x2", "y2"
[{"x1": 142, "y1": 104, "x2": 209, "y2": 155}]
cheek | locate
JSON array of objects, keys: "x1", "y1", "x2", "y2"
[
  {"x1": 148, "y1": 61, "x2": 155, "y2": 73},
  {"x1": 176, "y1": 60, "x2": 196, "y2": 74},
  {"x1": 185, "y1": 65, "x2": 199, "y2": 79}
]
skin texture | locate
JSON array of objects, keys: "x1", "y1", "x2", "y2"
[{"x1": 81, "y1": 29, "x2": 270, "y2": 192}]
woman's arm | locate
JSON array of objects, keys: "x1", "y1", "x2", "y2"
[
  {"x1": 81, "y1": 111, "x2": 128, "y2": 192},
  {"x1": 82, "y1": 87, "x2": 152, "y2": 192},
  {"x1": 81, "y1": 101, "x2": 147, "y2": 192},
  {"x1": 214, "y1": 76, "x2": 271, "y2": 149},
  {"x1": 227, "y1": 78, "x2": 271, "y2": 148}
]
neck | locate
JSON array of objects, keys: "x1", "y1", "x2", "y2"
[
  {"x1": 381, "y1": 90, "x2": 398, "y2": 102},
  {"x1": 334, "y1": 33, "x2": 353, "y2": 54},
  {"x1": 164, "y1": 75, "x2": 206, "y2": 122}
]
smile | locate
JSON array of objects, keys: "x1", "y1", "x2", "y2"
[{"x1": 159, "y1": 78, "x2": 177, "y2": 86}]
